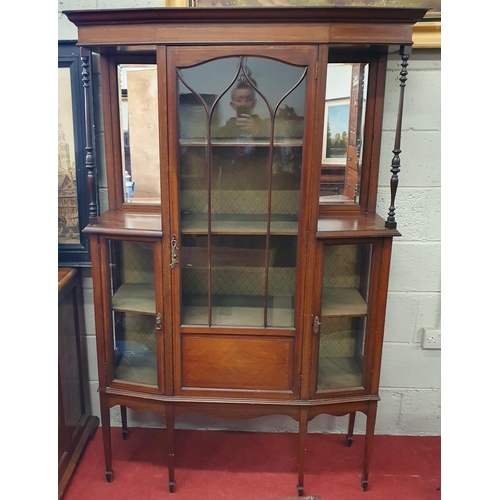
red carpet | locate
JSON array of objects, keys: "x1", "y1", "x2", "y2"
[{"x1": 63, "y1": 428, "x2": 440, "y2": 500}]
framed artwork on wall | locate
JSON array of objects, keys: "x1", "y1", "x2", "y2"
[
  {"x1": 58, "y1": 42, "x2": 96, "y2": 266},
  {"x1": 190, "y1": 0, "x2": 439, "y2": 10},
  {"x1": 322, "y1": 98, "x2": 349, "y2": 165},
  {"x1": 183, "y1": 0, "x2": 441, "y2": 47}
]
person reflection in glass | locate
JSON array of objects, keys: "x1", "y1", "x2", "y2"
[
  {"x1": 215, "y1": 79, "x2": 269, "y2": 139},
  {"x1": 212, "y1": 78, "x2": 270, "y2": 190}
]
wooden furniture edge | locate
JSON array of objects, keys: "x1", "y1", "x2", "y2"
[{"x1": 58, "y1": 416, "x2": 100, "y2": 500}]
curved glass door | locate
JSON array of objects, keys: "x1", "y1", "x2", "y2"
[
  {"x1": 176, "y1": 54, "x2": 307, "y2": 328},
  {"x1": 107, "y1": 239, "x2": 160, "y2": 388},
  {"x1": 316, "y1": 243, "x2": 372, "y2": 391}
]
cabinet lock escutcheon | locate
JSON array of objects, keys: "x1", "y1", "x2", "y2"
[
  {"x1": 314, "y1": 315, "x2": 321, "y2": 334},
  {"x1": 155, "y1": 312, "x2": 162, "y2": 330},
  {"x1": 170, "y1": 234, "x2": 178, "y2": 269}
]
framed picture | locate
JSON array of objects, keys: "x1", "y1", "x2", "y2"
[
  {"x1": 191, "y1": 0, "x2": 440, "y2": 11},
  {"x1": 58, "y1": 42, "x2": 96, "y2": 266},
  {"x1": 187, "y1": 1, "x2": 441, "y2": 48},
  {"x1": 322, "y1": 98, "x2": 349, "y2": 165}
]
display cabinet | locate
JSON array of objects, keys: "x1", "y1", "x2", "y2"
[{"x1": 65, "y1": 6, "x2": 428, "y2": 495}]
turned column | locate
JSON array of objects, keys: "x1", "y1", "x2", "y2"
[
  {"x1": 80, "y1": 47, "x2": 98, "y2": 224},
  {"x1": 385, "y1": 45, "x2": 412, "y2": 230}
]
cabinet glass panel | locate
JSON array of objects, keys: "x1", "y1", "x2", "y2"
[
  {"x1": 317, "y1": 244, "x2": 371, "y2": 391},
  {"x1": 108, "y1": 240, "x2": 158, "y2": 386},
  {"x1": 117, "y1": 64, "x2": 160, "y2": 205},
  {"x1": 320, "y1": 63, "x2": 368, "y2": 206},
  {"x1": 180, "y1": 234, "x2": 208, "y2": 325},
  {"x1": 177, "y1": 55, "x2": 306, "y2": 327}
]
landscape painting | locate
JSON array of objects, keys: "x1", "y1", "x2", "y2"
[{"x1": 322, "y1": 98, "x2": 349, "y2": 165}]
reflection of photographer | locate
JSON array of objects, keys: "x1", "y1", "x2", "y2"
[
  {"x1": 215, "y1": 80, "x2": 268, "y2": 138},
  {"x1": 212, "y1": 79, "x2": 269, "y2": 187}
]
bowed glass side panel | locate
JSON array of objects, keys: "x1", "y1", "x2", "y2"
[
  {"x1": 108, "y1": 239, "x2": 158, "y2": 387},
  {"x1": 317, "y1": 243, "x2": 372, "y2": 391}
]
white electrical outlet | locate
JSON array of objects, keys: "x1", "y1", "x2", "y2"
[{"x1": 421, "y1": 328, "x2": 441, "y2": 349}]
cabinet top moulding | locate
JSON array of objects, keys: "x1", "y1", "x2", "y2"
[{"x1": 63, "y1": 7, "x2": 428, "y2": 48}]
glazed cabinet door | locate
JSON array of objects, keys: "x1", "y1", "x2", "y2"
[
  {"x1": 99, "y1": 236, "x2": 166, "y2": 394},
  {"x1": 167, "y1": 46, "x2": 317, "y2": 397},
  {"x1": 310, "y1": 239, "x2": 386, "y2": 397}
]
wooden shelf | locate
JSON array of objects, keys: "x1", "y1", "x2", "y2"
[
  {"x1": 181, "y1": 215, "x2": 298, "y2": 235},
  {"x1": 321, "y1": 287, "x2": 367, "y2": 317},
  {"x1": 182, "y1": 305, "x2": 295, "y2": 327},
  {"x1": 112, "y1": 283, "x2": 155, "y2": 315},
  {"x1": 316, "y1": 213, "x2": 401, "y2": 239},
  {"x1": 179, "y1": 138, "x2": 303, "y2": 147},
  {"x1": 182, "y1": 294, "x2": 295, "y2": 327},
  {"x1": 83, "y1": 210, "x2": 162, "y2": 237}
]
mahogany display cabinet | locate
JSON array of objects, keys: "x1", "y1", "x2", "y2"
[{"x1": 64, "y1": 5, "x2": 429, "y2": 495}]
